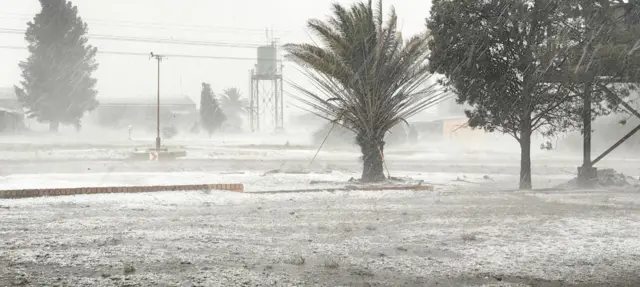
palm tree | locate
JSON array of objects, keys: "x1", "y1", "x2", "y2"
[
  {"x1": 285, "y1": 0, "x2": 444, "y2": 182},
  {"x1": 219, "y1": 87, "x2": 249, "y2": 128}
]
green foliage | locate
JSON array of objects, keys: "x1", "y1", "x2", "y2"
[
  {"x1": 14, "y1": 0, "x2": 99, "y2": 131},
  {"x1": 429, "y1": 0, "x2": 582, "y2": 138},
  {"x1": 428, "y1": 0, "x2": 640, "y2": 189},
  {"x1": 428, "y1": 0, "x2": 588, "y2": 189},
  {"x1": 285, "y1": 0, "x2": 444, "y2": 182},
  {"x1": 200, "y1": 83, "x2": 226, "y2": 136},
  {"x1": 558, "y1": 1, "x2": 640, "y2": 127}
]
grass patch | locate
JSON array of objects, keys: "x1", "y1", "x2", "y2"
[
  {"x1": 324, "y1": 258, "x2": 340, "y2": 269},
  {"x1": 285, "y1": 256, "x2": 306, "y2": 266},
  {"x1": 123, "y1": 263, "x2": 136, "y2": 275},
  {"x1": 461, "y1": 233, "x2": 478, "y2": 242}
]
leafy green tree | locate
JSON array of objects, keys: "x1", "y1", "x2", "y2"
[
  {"x1": 557, "y1": 1, "x2": 640, "y2": 184},
  {"x1": 14, "y1": 0, "x2": 98, "y2": 132},
  {"x1": 200, "y1": 83, "x2": 226, "y2": 137},
  {"x1": 428, "y1": 0, "x2": 583, "y2": 189},
  {"x1": 286, "y1": 0, "x2": 443, "y2": 182}
]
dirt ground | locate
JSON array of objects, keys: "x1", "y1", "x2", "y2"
[
  {"x1": 2, "y1": 186, "x2": 640, "y2": 286},
  {"x1": 1, "y1": 137, "x2": 640, "y2": 286}
]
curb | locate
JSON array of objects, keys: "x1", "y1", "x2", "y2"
[
  {"x1": 0, "y1": 183, "x2": 244, "y2": 199},
  {"x1": 255, "y1": 185, "x2": 435, "y2": 194},
  {"x1": 364, "y1": 185, "x2": 434, "y2": 191}
]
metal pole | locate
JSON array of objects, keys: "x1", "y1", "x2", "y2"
[
  {"x1": 578, "y1": 81, "x2": 593, "y2": 186},
  {"x1": 249, "y1": 69, "x2": 254, "y2": 132},
  {"x1": 156, "y1": 56, "x2": 161, "y2": 149},
  {"x1": 592, "y1": 123, "x2": 640, "y2": 166},
  {"x1": 589, "y1": 84, "x2": 640, "y2": 166},
  {"x1": 150, "y1": 53, "x2": 165, "y2": 150},
  {"x1": 256, "y1": 80, "x2": 260, "y2": 132},
  {"x1": 279, "y1": 73, "x2": 284, "y2": 129},
  {"x1": 582, "y1": 83, "x2": 592, "y2": 165},
  {"x1": 274, "y1": 78, "x2": 278, "y2": 129}
]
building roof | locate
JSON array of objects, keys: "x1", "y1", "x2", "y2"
[
  {"x1": 0, "y1": 87, "x2": 16, "y2": 99},
  {"x1": 0, "y1": 87, "x2": 24, "y2": 115},
  {"x1": 99, "y1": 95, "x2": 196, "y2": 107}
]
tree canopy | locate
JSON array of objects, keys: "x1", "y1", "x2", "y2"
[
  {"x1": 428, "y1": 0, "x2": 640, "y2": 189},
  {"x1": 15, "y1": 0, "x2": 99, "y2": 132},
  {"x1": 429, "y1": 0, "x2": 585, "y2": 189},
  {"x1": 219, "y1": 87, "x2": 248, "y2": 130},
  {"x1": 200, "y1": 83, "x2": 226, "y2": 136}
]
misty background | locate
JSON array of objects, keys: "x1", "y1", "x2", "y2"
[
  {"x1": 0, "y1": 0, "x2": 431, "y2": 119},
  {"x1": 0, "y1": 0, "x2": 638, "y2": 156}
]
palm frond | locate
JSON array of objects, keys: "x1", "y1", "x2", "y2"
[
  {"x1": 285, "y1": 0, "x2": 446, "y2": 140},
  {"x1": 219, "y1": 87, "x2": 249, "y2": 117}
]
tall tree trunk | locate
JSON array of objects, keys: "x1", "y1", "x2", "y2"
[
  {"x1": 519, "y1": 130, "x2": 533, "y2": 190},
  {"x1": 49, "y1": 121, "x2": 60, "y2": 132},
  {"x1": 520, "y1": 3, "x2": 539, "y2": 191},
  {"x1": 357, "y1": 132, "x2": 385, "y2": 183},
  {"x1": 519, "y1": 97, "x2": 533, "y2": 190}
]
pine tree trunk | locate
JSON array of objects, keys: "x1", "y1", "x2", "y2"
[
  {"x1": 357, "y1": 133, "x2": 385, "y2": 183},
  {"x1": 49, "y1": 121, "x2": 60, "y2": 132},
  {"x1": 519, "y1": 128, "x2": 533, "y2": 190}
]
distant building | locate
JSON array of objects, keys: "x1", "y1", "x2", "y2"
[
  {"x1": 92, "y1": 95, "x2": 198, "y2": 132},
  {"x1": 411, "y1": 115, "x2": 489, "y2": 142},
  {"x1": 406, "y1": 97, "x2": 487, "y2": 142},
  {"x1": 0, "y1": 87, "x2": 25, "y2": 133},
  {"x1": 439, "y1": 116, "x2": 488, "y2": 141}
]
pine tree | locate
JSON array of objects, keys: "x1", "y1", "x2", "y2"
[
  {"x1": 14, "y1": 0, "x2": 99, "y2": 132},
  {"x1": 200, "y1": 83, "x2": 226, "y2": 136}
]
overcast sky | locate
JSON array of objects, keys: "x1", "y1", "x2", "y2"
[{"x1": 0, "y1": 0, "x2": 433, "y2": 121}]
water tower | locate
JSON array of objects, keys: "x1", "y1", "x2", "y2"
[{"x1": 249, "y1": 40, "x2": 284, "y2": 132}]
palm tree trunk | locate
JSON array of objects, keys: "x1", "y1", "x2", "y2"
[{"x1": 357, "y1": 133, "x2": 386, "y2": 182}]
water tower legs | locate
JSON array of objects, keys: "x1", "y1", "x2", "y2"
[{"x1": 249, "y1": 41, "x2": 284, "y2": 133}]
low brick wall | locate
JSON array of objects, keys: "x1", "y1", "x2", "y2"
[{"x1": 0, "y1": 183, "x2": 244, "y2": 199}]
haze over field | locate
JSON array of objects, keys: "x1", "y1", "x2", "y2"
[{"x1": 2, "y1": 0, "x2": 640, "y2": 286}]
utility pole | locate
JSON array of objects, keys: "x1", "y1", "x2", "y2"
[
  {"x1": 150, "y1": 52, "x2": 165, "y2": 150},
  {"x1": 578, "y1": 81, "x2": 595, "y2": 187}
]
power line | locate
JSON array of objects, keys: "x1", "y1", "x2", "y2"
[
  {"x1": 0, "y1": 11, "x2": 296, "y2": 34},
  {"x1": 0, "y1": 45, "x2": 291, "y2": 62},
  {"x1": 0, "y1": 28, "x2": 266, "y2": 49}
]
